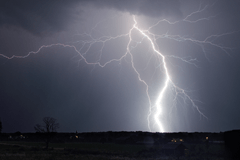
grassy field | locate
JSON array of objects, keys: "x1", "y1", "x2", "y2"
[
  {"x1": 0, "y1": 141, "x2": 151, "y2": 160},
  {"x1": 0, "y1": 141, "x2": 227, "y2": 160},
  {"x1": 0, "y1": 141, "x2": 146, "y2": 152}
]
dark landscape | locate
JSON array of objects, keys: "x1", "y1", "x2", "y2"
[{"x1": 0, "y1": 130, "x2": 239, "y2": 160}]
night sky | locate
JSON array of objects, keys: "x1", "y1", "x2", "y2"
[{"x1": 0, "y1": 0, "x2": 240, "y2": 133}]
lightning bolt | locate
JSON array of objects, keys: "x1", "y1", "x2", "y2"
[{"x1": 0, "y1": 4, "x2": 235, "y2": 132}]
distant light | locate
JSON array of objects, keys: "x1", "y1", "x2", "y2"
[{"x1": 206, "y1": 137, "x2": 208, "y2": 140}]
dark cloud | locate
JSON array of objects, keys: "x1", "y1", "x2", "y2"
[
  {"x1": 0, "y1": 0, "x2": 182, "y2": 35},
  {"x1": 0, "y1": 0, "x2": 80, "y2": 35},
  {"x1": 1, "y1": 0, "x2": 240, "y2": 133},
  {"x1": 87, "y1": 0, "x2": 182, "y2": 18}
]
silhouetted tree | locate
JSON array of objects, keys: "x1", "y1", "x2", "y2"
[{"x1": 34, "y1": 117, "x2": 59, "y2": 149}]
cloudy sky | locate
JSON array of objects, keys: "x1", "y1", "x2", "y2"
[{"x1": 0, "y1": 0, "x2": 240, "y2": 133}]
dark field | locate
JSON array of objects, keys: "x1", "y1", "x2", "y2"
[{"x1": 0, "y1": 141, "x2": 226, "y2": 160}]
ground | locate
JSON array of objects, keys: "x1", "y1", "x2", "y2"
[{"x1": 0, "y1": 141, "x2": 227, "y2": 160}]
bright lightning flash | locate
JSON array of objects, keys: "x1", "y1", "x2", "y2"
[{"x1": 0, "y1": 4, "x2": 234, "y2": 132}]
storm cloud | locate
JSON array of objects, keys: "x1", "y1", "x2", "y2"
[
  {"x1": 1, "y1": 0, "x2": 240, "y2": 133},
  {"x1": 87, "y1": 0, "x2": 182, "y2": 18},
  {"x1": 0, "y1": 0, "x2": 182, "y2": 35},
  {"x1": 0, "y1": 0, "x2": 81, "y2": 35}
]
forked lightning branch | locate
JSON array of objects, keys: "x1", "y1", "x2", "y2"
[{"x1": 0, "y1": 5, "x2": 233, "y2": 132}]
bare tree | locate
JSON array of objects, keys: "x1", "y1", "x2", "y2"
[
  {"x1": 34, "y1": 117, "x2": 59, "y2": 149},
  {"x1": 34, "y1": 117, "x2": 59, "y2": 133}
]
